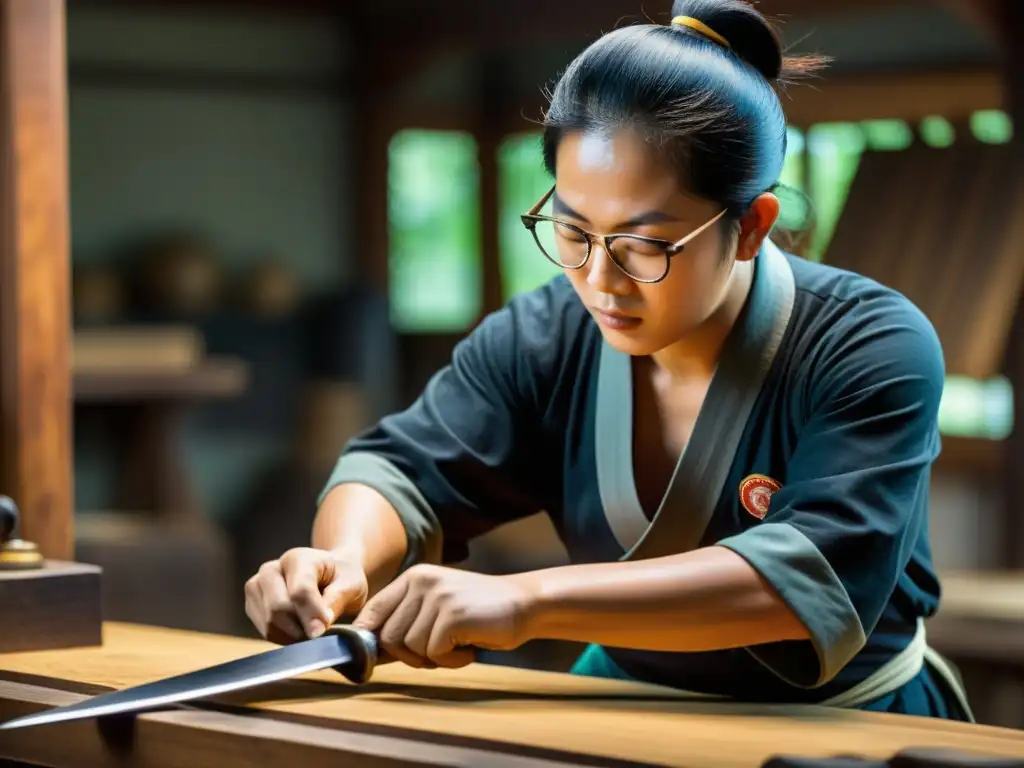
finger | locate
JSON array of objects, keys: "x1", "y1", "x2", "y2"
[
  {"x1": 244, "y1": 576, "x2": 267, "y2": 635},
  {"x1": 430, "y1": 647, "x2": 476, "y2": 669},
  {"x1": 378, "y1": 591, "x2": 432, "y2": 669},
  {"x1": 258, "y1": 563, "x2": 305, "y2": 642},
  {"x1": 426, "y1": 614, "x2": 476, "y2": 669},
  {"x1": 353, "y1": 576, "x2": 408, "y2": 632},
  {"x1": 282, "y1": 559, "x2": 331, "y2": 638},
  {"x1": 321, "y1": 574, "x2": 367, "y2": 625},
  {"x1": 403, "y1": 594, "x2": 438, "y2": 659}
]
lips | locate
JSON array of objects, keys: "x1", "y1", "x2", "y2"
[{"x1": 593, "y1": 308, "x2": 642, "y2": 330}]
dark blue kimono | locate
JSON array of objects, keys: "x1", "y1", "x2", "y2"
[{"x1": 321, "y1": 239, "x2": 972, "y2": 721}]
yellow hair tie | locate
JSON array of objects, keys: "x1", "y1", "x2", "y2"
[{"x1": 670, "y1": 15, "x2": 731, "y2": 49}]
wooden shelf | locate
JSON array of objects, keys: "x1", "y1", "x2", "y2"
[{"x1": 73, "y1": 358, "x2": 248, "y2": 402}]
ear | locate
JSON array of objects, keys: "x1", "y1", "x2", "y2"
[{"x1": 734, "y1": 192, "x2": 780, "y2": 263}]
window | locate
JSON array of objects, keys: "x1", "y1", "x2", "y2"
[
  {"x1": 387, "y1": 129, "x2": 482, "y2": 332},
  {"x1": 939, "y1": 375, "x2": 1014, "y2": 440},
  {"x1": 780, "y1": 126, "x2": 806, "y2": 191},
  {"x1": 803, "y1": 119, "x2": 913, "y2": 261},
  {"x1": 971, "y1": 110, "x2": 1013, "y2": 144},
  {"x1": 498, "y1": 132, "x2": 562, "y2": 301},
  {"x1": 920, "y1": 115, "x2": 955, "y2": 148}
]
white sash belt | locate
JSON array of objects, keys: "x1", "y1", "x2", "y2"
[
  {"x1": 663, "y1": 621, "x2": 974, "y2": 720},
  {"x1": 821, "y1": 619, "x2": 974, "y2": 721}
]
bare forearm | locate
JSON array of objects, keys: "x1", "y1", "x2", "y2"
[
  {"x1": 312, "y1": 483, "x2": 409, "y2": 596},
  {"x1": 516, "y1": 546, "x2": 808, "y2": 652}
]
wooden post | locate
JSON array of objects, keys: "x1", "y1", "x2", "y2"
[
  {"x1": 0, "y1": 0, "x2": 74, "y2": 562},
  {"x1": 990, "y1": 1, "x2": 1024, "y2": 570},
  {"x1": 477, "y1": 52, "x2": 505, "y2": 319},
  {"x1": 945, "y1": 0, "x2": 1024, "y2": 570},
  {"x1": 1005, "y1": 299, "x2": 1024, "y2": 569}
]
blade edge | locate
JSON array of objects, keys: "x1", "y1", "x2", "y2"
[{"x1": 0, "y1": 638, "x2": 352, "y2": 730}]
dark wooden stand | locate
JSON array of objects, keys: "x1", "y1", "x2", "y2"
[
  {"x1": 0, "y1": 562, "x2": 102, "y2": 654},
  {"x1": 0, "y1": 497, "x2": 103, "y2": 654}
]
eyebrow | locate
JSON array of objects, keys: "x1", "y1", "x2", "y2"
[{"x1": 551, "y1": 192, "x2": 683, "y2": 229}]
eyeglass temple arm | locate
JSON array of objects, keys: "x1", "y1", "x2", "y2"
[
  {"x1": 668, "y1": 208, "x2": 728, "y2": 251},
  {"x1": 527, "y1": 185, "x2": 557, "y2": 216}
]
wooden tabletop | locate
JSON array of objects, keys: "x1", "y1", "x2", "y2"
[{"x1": 1, "y1": 623, "x2": 1023, "y2": 768}]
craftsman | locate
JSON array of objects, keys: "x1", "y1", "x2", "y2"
[{"x1": 245, "y1": 0, "x2": 973, "y2": 721}]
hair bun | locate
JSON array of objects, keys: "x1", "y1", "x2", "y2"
[{"x1": 670, "y1": 0, "x2": 815, "y2": 82}]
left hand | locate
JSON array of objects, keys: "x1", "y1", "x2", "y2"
[{"x1": 352, "y1": 564, "x2": 537, "y2": 670}]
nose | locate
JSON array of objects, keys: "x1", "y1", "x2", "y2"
[{"x1": 586, "y1": 239, "x2": 631, "y2": 295}]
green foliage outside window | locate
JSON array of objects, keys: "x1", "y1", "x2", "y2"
[
  {"x1": 498, "y1": 133, "x2": 563, "y2": 299},
  {"x1": 387, "y1": 129, "x2": 482, "y2": 332}
]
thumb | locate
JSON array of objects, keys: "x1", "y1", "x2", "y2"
[{"x1": 320, "y1": 572, "x2": 368, "y2": 626}]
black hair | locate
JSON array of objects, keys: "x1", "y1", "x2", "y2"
[{"x1": 541, "y1": 0, "x2": 828, "y2": 250}]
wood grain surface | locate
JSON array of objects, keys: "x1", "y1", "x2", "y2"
[
  {"x1": 1, "y1": 623, "x2": 1023, "y2": 768},
  {"x1": 0, "y1": 561, "x2": 102, "y2": 654},
  {"x1": 0, "y1": 0, "x2": 74, "y2": 561}
]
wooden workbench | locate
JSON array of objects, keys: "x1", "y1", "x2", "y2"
[{"x1": 1, "y1": 623, "x2": 1024, "y2": 768}]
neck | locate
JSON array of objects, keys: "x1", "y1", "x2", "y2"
[{"x1": 650, "y1": 258, "x2": 755, "y2": 381}]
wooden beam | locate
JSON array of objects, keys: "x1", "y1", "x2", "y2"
[
  {"x1": 1003, "y1": 297, "x2": 1024, "y2": 568},
  {"x1": 477, "y1": 54, "x2": 505, "y2": 318},
  {"x1": 74, "y1": 0, "x2": 339, "y2": 16},
  {"x1": 0, "y1": 0, "x2": 74, "y2": 561},
  {"x1": 82, "y1": 0, "x2": 926, "y2": 25},
  {"x1": 932, "y1": 0, "x2": 1004, "y2": 48},
  {"x1": 334, "y1": 0, "x2": 931, "y2": 100},
  {"x1": 365, "y1": 0, "x2": 927, "y2": 52},
  {"x1": 780, "y1": 67, "x2": 1004, "y2": 126},
  {"x1": 372, "y1": 66, "x2": 1005, "y2": 137}
]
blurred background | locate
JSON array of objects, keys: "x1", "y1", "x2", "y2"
[{"x1": 2, "y1": 0, "x2": 1022, "y2": 733}]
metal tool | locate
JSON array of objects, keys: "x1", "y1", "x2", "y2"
[{"x1": 0, "y1": 624, "x2": 378, "y2": 730}]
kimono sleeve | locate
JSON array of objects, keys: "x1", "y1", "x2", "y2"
[
  {"x1": 318, "y1": 279, "x2": 575, "y2": 570},
  {"x1": 716, "y1": 299, "x2": 946, "y2": 689}
]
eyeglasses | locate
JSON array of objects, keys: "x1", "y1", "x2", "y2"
[{"x1": 520, "y1": 185, "x2": 727, "y2": 283}]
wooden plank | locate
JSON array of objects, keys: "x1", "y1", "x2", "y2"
[
  {"x1": 2, "y1": 623, "x2": 1024, "y2": 768},
  {"x1": 0, "y1": 679, "x2": 612, "y2": 768},
  {"x1": 0, "y1": 0, "x2": 73, "y2": 561}
]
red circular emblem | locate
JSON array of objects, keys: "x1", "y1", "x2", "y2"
[{"x1": 739, "y1": 474, "x2": 782, "y2": 520}]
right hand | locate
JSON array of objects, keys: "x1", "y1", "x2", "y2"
[{"x1": 244, "y1": 547, "x2": 369, "y2": 645}]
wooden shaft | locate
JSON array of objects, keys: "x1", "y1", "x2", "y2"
[{"x1": 0, "y1": 0, "x2": 74, "y2": 561}]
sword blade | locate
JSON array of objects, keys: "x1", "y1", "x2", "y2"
[{"x1": 0, "y1": 633, "x2": 354, "y2": 731}]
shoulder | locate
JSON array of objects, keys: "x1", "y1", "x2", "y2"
[{"x1": 783, "y1": 254, "x2": 945, "y2": 408}]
